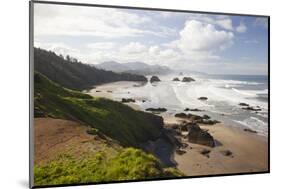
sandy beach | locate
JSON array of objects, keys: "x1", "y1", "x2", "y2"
[
  {"x1": 164, "y1": 115, "x2": 268, "y2": 176},
  {"x1": 87, "y1": 81, "x2": 269, "y2": 176},
  {"x1": 87, "y1": 81, "x2": 143, "y2": 98},
  {"x1": 87, "y1": 81, "x2": 144, "y2": 110}
]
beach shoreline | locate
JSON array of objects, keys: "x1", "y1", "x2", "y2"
[
  {"x1": 162, "y1": 114, "x2": 268, "y2": 176},
  {"x1": 87, "y1": 81, "x2": 268, "y2": 176}
]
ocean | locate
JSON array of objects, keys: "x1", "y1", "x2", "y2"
[{"x1": 102, "y1": 74, "x2": 268, "y2": 136}]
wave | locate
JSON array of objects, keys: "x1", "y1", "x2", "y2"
[
  {"x1": 233, "y1": 117, "x2": 268, "y2": 136},
  {"x1": 231, "y1": 88, "x2": 268, "y2": 97},
  {"x1": 209, "y1": 79, "x2": 264, "y2": 86},
  {"x1": 204, "y1": 78, "x2": 268, "y2": 109},
  {"x1": 109, "y1": 75, "x2": 268, "y2": 136},
  {"x1": 257, "y1": 89, "x2": 268, "y2": 94},
  {"x1": 231, "y1": 88, "x2": 258, "y2": 97},
  {"x1": 225, "y1": 84, "x2": 230, "y2": 88}
]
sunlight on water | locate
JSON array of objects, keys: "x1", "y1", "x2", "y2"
[{"x1": 95, "y1": 74, "x2": 268, "y2": 136}]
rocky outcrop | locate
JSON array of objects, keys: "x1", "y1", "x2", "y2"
[
  {"x1": 174, "y1": 113, "x2": 219, "y2": 125},
  {"x1": 242, "y1": 106, "x2": 262, "y2": 111},
  {"x1": 180, "y1": 122, "x2": 195, "y2": 131},
  {"x1": 244, "y1": 128, "x2": 257, "y2": 133},
  {"x1": 198, "y1": 97, "x2": 208, "y2": 101},
  {"x1": 182, "y1": 77, "x2": 195, "y2": 82},
  {"x1": 239, "y1": 102, "x2": 262, "y2": 111},
  {"x1": 172, "y1": 77, "x2": 180, "y2": 81},
  {"x1": 121, "y1": 98, "x2": 135, "y2": 103},
  {"x1": 200, "y1": 119, "x2": 220, "y2": 125},
  {"x1": 187, "y1": 124, "x2": 215, "y2": 147},
  {"x1": 202, "y1": 114, "x2": 210, "y2": 119},
  {"x1": 146, "y1": 108, "x2": 167, "y2": 112},
  {"x1": 186, "y1": 114, "x2": 203, "y2": 122},
  {"x1": 239, "y1": 102, "x2": 249, "y2": 106},
  {"x1": 150, "y1": 76, "x2": 161, "y2": 83},
  {"x1": 220, "y1": 150, "x2": 233, "y2": 157},
  {"x1": 174, "y1": 113, "x2": 189, "y2": 119},
  {"x1": 200, "y1": 149, "x2": 211, "y2": 158},
  {"x1": 184, "y1": 108, "x2": 203, "y2": 112}
]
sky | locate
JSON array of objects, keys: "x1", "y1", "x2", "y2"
[{"x1": 34, "y1": 3, "x2": 269, "y2": 75}]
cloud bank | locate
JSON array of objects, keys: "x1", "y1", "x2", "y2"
[{"x1": 34, "y1": 4, "x2": 268, "y2": 75}]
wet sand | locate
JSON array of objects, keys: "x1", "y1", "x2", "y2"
[
  {"x1": 87, "y1": 81, "x2": 144, "y2": 110},
  {"x1": 87, "y1": 81, "x2": 269, "y2": 176},
  {"x1": 164, "y1": 116, "x2": 268, "y2": 176},
  {"x1": 86, "y1": 81, "x2": 143, "y2": 99}
]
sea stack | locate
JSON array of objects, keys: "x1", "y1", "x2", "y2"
[
  {"x1": 198, "y1": 97, "x2": 208, "y2": 101},
  {"x1": 182, "y1": 77, "x2": 195, "y2": 82},
  {"x1": 150, "y1": 76, "x2": 161, "y2": 83}
]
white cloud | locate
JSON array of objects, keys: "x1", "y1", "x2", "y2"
[
  {"x1": 34, "y1": 41, "x2": 92, "y2": 63},
  {"x1": 35, "y1": 42, "x2": 79, "y2": 56},
  {"x1": 62, "y1": 19, "x2": 235, "y2": 65},
  {"x1": 182, "y1": 14, "x2": 234, "y2": 31},
  {"x1": 33, "y1": 5, "x2": 266, "y2": 75},
  {"x1": 149, "y1": 46, "x2": 161, "y2": 54},
  {"x1": 87, "y1": 42, "x2": 117, "y2": 50},
  {"x1": 216, "y1": 19, "x2": 233, "y2": 30},
  {"x1": 120, "y1": 42, "x2": 147, "y2": 54},
  {"x1": 34, "y1": 4, "x2": 174, "y2": 39},
  {"x1": 175, "y1": 20, "x2": 234, "y2": 51},
  {"x1": 236, "y1": 22, "x2": 247, "y2": 33},
  {"x1": 34, "y1": 5, "x2": 235, "y2": 65}
]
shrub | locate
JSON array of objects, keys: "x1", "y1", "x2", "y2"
[{"x1": 34, "y1": 148, "x2": 183, "y2": 186}]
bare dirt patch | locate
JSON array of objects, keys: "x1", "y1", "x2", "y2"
[{"x1": 34, "y1": 118, "x2": 120, "y2": 165}]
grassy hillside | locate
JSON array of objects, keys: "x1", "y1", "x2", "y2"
[
  {"x1": 34, "y1": 48, "x2": 148, "y2": 90},
  {"x1": 34, "y1": 72, "x2": 163, "y2": 147},
  {"x1": 34, "y1": 148, "x2": 183, "y2": 186},
  {"x1": 34, "y1": 73, "x2": 184, "y2": 186}
]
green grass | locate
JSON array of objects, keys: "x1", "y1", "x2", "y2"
[
  {"x1": 34, "y1": 72, "x2": 163, "y2": 147},
  {"x1": 34, "y1": 148, "x2": 183, "y2": 186},
  {"x1": 34, "y1": 72, "x2": 184, "y2": 186}
]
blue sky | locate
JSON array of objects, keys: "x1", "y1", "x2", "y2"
[{"x1": 34, "y1": 3, "x2": 268, "y2": 75}]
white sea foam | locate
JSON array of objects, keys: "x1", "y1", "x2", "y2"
[
  {"x1": 127, "y1": 75, "x2": 268, "y2": 110},
  {"x1": 208, "y1": 79, "x2": 263, "y2": 86},
  {"x1": 233, "y1": 117, "x2": 268, "y2": 136},
  {"x1": 109, "y1": 74, "x2": 268, "y2": 136},
  {"x1": 231, "y1": 88, "x2": 257, "y2": 97}
]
